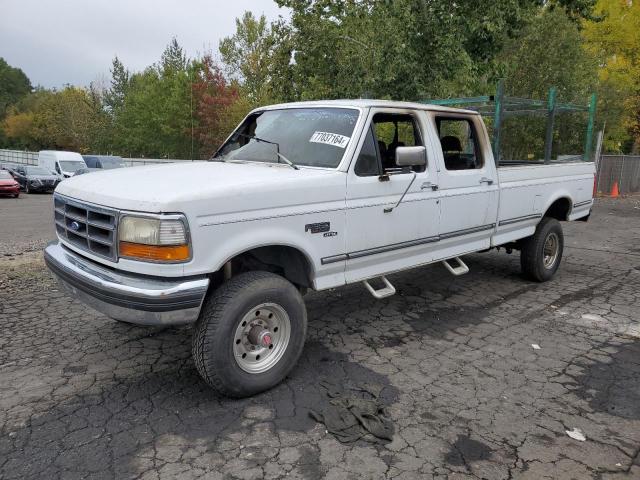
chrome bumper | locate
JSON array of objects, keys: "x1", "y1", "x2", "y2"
[{"x1": 44, "y1": 242, "x2": 209, "y2": 326}]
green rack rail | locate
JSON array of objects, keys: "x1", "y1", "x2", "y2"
[{"x1": 421, "y1": 80, "x2": 597, "y2": 164}]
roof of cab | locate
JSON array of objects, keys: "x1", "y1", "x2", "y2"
[{"x1": 255, "y1": 99, "x2": 478, "y2": 115}]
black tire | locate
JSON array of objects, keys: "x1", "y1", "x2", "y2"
[
  {"x1": 192, "y1": 271, "x2": 307, "y2": 398},
  {"x1": 520, "y1": 217, "x2": 564, "y2": 282}
]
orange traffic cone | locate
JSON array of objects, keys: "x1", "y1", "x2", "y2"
[{"x1": 611, "y1": 181, "x2": 620, "y2": 198}]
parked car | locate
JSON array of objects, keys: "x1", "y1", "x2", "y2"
[
  {"x1": 38, "y1": 150, "x2": 86, "y2": 178},
  {"x1": 82, "y1": 155, "x2": 126, "y2": 170},
  {"x1": 12, "y1": 165, "x2": 59, "y2": 193},
  {"x1": 0, "y1": 169, "x2": 20, "y2": 197},
  {"x1": 44, "y1": 99, "x2": 595, "y2": 398},
  {"x1": 0, "y1": 162, "x2": 21, "y2": 173}
]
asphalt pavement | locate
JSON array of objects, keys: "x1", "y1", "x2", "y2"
[{"x1": 1, "y1": 194, "x2": 639, "y2": 479}]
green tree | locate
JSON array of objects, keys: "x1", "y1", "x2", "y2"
[
  {"x1": 160, "y1": 37, "x2": 187, "y2": 76},
  {"x1": 105, "y1": 56, "x2": 129, "y2": 113},
  {"x1": 0, "y1": 58, "x2": 32, "y2": 147},
  {"x1": 219, "y1": 12, "x2": 276, "y2": 104},
  {"x1": 497, "y1": 8, "x2": 598, "y2": 160},
  {"x1": 113, "y1": 39, "x2": 193, "y2": 158},
  {"x1": 0, "y1": 58, "x2": 32, "y2": 116},
  {"x1": 269, "y1": 0, "x2": 597, "y2": 102}
]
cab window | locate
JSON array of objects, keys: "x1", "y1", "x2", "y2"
[
  {"x1": 354, "y1": 127, "x2": 381, "y2": 176},
  {"x1": 373, "y1": 113, "x2": 425, "y2": 172},
  {"x1": 436, "y1": 117, "x2": 483, "y2": 170},
  {"x1": 354, "y1": 113, "x2": 425, "y2": 176}
]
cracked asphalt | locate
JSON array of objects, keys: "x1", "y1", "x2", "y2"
[{"x1": 1, "y1": 194, "x2": 639, "y2": 479}]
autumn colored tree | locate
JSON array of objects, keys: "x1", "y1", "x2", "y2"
[
  {"x1": 191, "y1": 55, "x2": 242, "y2": 158},
  {"x1": 583, "y1": 0, "x2": 640, "y2": 152},
  {"x1": 3, "y1": 87, "x2": 107, "y2": 152}
]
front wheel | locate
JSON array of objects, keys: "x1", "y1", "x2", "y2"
[
  {"x1": 520, "y1": 217, "x2": 564, "y2": 282},
  {"x1": 192, "y1": 271, "x2": 307, "y2": 397}
]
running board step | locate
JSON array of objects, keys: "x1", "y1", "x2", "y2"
[
  {"x1": 363, "y1": 276, "x2": 396, "y2": 299},
  {"x1": 441, "y1": 257, "x2": 469, "y2": 276}
]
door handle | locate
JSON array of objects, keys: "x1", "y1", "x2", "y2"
[
  {"x1": 479, "y1": 177, "x2": 494, "y2": 185},
  {"x1": 421, "y1": 181, "x2": 439, "y2": 191}
]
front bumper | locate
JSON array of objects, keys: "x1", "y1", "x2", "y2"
[
  {"x1": 0, "y1": 186, "x2": 19, "y2": 195},
  {"x1": 28, "y1": 183, "x2": 55, "y2": 192},
  {"x1": 44, "y1": 242, "x2": 209, "y2": 326}
]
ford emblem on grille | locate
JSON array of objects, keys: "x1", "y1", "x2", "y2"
[{"x1": 70, "y1": 221, "x2": 80, "y2": 231}]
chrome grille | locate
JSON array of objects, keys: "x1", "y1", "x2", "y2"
[{"x1": 54, "y1": 194, "x2": 118, "y2": 260}]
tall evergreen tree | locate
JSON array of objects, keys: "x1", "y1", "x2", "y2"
[
  {"x1": 105, "y1": 57, "x2": 129, "y2": 112},
  {"x1": 160, "y1": 37, "x2": 187, "y2": 76}
]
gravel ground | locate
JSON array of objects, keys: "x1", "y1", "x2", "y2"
[
  {"x1": 0, "y1": 193, "x2": 55, "y2": 256},
  {"x1": 0, "y1": 196, "x2": 639, "y2": 479}
]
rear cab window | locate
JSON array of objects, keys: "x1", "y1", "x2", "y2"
[{"x1": 435, "y1": 117, "x2": 484, "y2": 170}]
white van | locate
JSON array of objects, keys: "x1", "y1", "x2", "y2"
[{"x1": 38, "y1": 150, "x2": 87, "y2": 178}]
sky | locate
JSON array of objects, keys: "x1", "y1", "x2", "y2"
[{"x1": 0, "y1": 0, "x2": 286, "y2": 89}]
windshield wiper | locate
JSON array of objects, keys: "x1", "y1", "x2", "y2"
[{"x1": 236, "y1": 133, "x2": 299, "y2": 170}]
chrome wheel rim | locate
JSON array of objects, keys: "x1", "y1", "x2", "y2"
[
  {"x1": 543, "y1": 232, "x2": 559, "y2": 269},
  {"x1": 233, "y1": 303, "x2": 291, "y2": 374}
]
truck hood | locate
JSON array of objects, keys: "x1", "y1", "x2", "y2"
[{"x1": 55, "y1": 161, "x2": 345, "y2": 214}]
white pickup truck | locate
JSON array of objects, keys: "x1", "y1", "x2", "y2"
[{"x1": 45, "y1": 100, "x2": 595, "y2": 397}]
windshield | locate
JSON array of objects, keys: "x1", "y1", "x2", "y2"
[
  {"x1": 25, "y1": 166, "x2": 52, "y2": 175},
  {"x1": 0, "y1": 170, "x2": 13, "y2": 179},
  {"x1": 59, "y1": 160, "x2": 86, "y2": 172},
  {"x1": 214, "y1": 107, "x2": 360, "y2": 168}
]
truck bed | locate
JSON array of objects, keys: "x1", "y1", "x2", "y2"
[{"x1": 491, "y1": 161, "x2": 595, "y2": 246}]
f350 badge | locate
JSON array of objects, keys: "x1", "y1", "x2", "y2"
[{"x1": 305, "y1": 222, "x2": 337, "y2": 238}]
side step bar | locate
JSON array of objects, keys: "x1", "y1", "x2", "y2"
[
  {"x1": 441, "y1": 256, "x2": 469, "y2": 276},
  {"x1": 362, "y1": 257, "x2": 469, "y2": 300},
  {"x1": 362, "y1": 276, "x2": 396, "y2": 299}
]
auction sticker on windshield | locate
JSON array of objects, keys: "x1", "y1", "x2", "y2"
[{"x1": 309, "y1": 131, "x2": 350, "y2": 148}]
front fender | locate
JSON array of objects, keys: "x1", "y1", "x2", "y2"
[{"x1": 188, "y1": 210, "x2": 347, "y2": 290}]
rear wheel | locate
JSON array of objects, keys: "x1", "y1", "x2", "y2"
[
  {"x1": 520, "y1": 217, "x2": 564, "y2": 282},
  {"x1": 192, "y1": 271, "x2": 307, "y2": 397}
]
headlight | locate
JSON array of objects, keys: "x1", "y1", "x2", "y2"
[{"x1": 118, "y1": 215, "x2": 190, "y2": 262}]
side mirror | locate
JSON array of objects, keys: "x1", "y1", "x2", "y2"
[{"x1": 395, "y1": 146, "x2": 426, "y2": 167}]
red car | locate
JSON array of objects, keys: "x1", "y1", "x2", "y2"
[{"x1": 0, "y1": 169, "x2": 20, "y2": 197}]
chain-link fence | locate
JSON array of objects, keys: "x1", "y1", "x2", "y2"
[
  {"x1": 596, "y1": 155, "x2": 640, "y2": 196},
  {"x1": 0, "y1": 149, "x2": 194, "y2": 168},
  {"x1": 0, "y1": 149, "x2": 38, "y2": 165}
]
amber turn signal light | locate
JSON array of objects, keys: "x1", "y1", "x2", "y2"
[{"x1": 119, "y1": 242, "x2": 190, "y2": 262}]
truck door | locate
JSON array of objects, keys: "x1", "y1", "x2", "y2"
[
  {"x1": 343, "y1": 109, "x2": 440, "y2": 283},
  {"x1": 430, "y1": 113, "x2": 499, "y2": 257}
]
